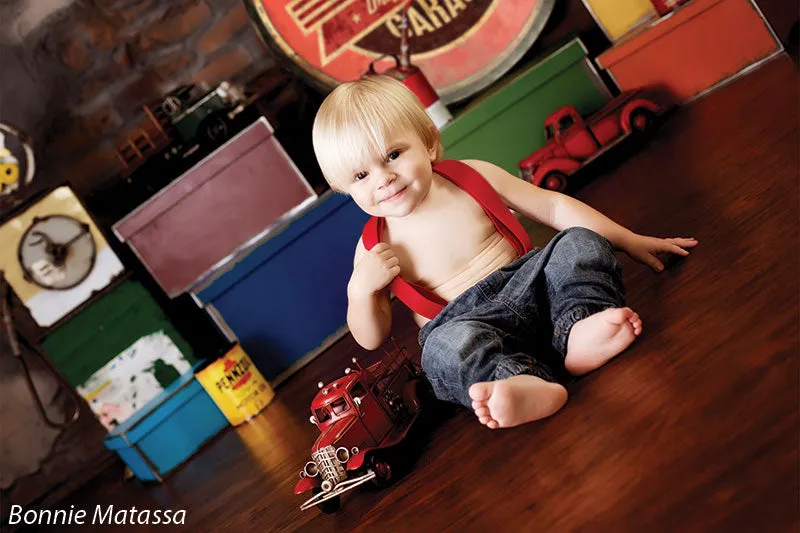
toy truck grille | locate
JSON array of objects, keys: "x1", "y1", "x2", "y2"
[{"x1": 312, "y1": 446, "x2": 347, "y2": 487}]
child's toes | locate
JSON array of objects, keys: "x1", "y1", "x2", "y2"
[
  {"x1": 628, "y1": 313, "x2": 643, "y2": 335},
  {"x1": 469, "y1": 381, "x2": 493, "y2": 402},
  {"x1": 607, "y1": 307, "x2": 634, "y2": 325},
  {"x1": 478, "y1": 415, "x2": 493, "y2": 425},
  {"x1": 474, "y1": 406, "x2": 490, "y2": 418},
  {"x1": 471, "y1": 399, "x2": 488, "y2": 411},
  {"x1": 486, "y1": 419, "x2": 499, "y2": 429}
]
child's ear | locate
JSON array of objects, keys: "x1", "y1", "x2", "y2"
[{"x1": 427, "y1": 126, "x2": 439, "y2": 161}]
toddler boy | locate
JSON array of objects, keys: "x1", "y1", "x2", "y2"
[{"x1": 312, "y1": 76, "x2": 697, "y2": 429}]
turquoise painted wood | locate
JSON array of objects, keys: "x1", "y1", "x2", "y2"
[
  {"x1": 104, "y1": 368, "x2": 229, "y2": 482},
  {"x1": 441, "y1": 38, "x2": 611, "y2": 175}
]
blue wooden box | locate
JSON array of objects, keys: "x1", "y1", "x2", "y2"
[
  {"x1": 194, "y1": 191, "x2": 369, "y2": 385},
  {"x1": 103, "y1": 367, "x2": 229, "y2": 482}
]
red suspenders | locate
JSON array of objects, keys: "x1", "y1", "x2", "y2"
[{"x1": 361, "y1": 160, "x2": 532, "y2": 320}]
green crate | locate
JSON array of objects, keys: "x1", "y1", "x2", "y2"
[
  {"x1": 42, "y1": 280, "x2": 195, "y2": 388},
  {"x1": 441, "y1": 38, "x2": 611, "y2": 175}
]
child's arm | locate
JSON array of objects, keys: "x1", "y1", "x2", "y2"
[
  {"x1": 346, "y1": 239, "x2": 398, "y2": 350},
  {"x1": 465, "y1": 160, "x2": 698, "y2": 271}
]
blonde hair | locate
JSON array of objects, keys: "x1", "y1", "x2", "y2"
[{"x1": 312, "y1": 75, "x2": 444, "y2": 189}]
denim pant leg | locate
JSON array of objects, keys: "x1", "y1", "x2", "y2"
[
  {"x1": 539, "y1": 227, "x2": 626, "y2": 356},
  {"x1": 420, "y1": 318, "x2": 555, "y2": 407},
  {"x1": 418, "y1": 252, "x2": 558, "y2": 408}
]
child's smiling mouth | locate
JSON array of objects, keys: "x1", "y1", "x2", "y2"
[{"x1": 380, "y1": 187, "x2": 407, "y2": 203}]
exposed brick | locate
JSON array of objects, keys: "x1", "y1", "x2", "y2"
[
  {"x1": 244, "y1": 31, "x2": 279, "y2": 74},
  {"x1": 8, "y1": 0, "x2": 297, "y2": 198},
  {"x1": 112, "y1": 43, "x2": 136, "y2": 71},
  {"x1": 49, "y1": 107, "x2": 123, "y2": 161},
  {"x1": 152, "y1": 52, "x2": 196, "y2": 83},
  {"x1": 250, "y1": 31, "x2": 270, "y2": 54},
  {"x1": 61, "y1": 146, "x2": 121, "y2": 192},
  {"x1": 243, "y1": 66, "x2": 289, "y2": 99},
  {"x1": 79, "y1": 14, "x2": 119, "y2": 52},
  {"x1": 198, "y1": 4, "x2": 250, "y2": 55},
  {"x1": 79, "y1": 62, "x2": 128, "y2": 104},
  {"x1": 193, "y1": 47, "x2": 252, "y2": 86},
  {"x1": 115, "y1": 74, "x2": 164, "y2": 112},
  {"x1": 60, "y1": 36, "x2": 92, "y2": 72},
  {"x1": 114, "y1": 113, "x2": 169, "y2": 148},
  {"x1": 116, "y1": 0, "x2": 159, "y2": 24},
  {"x1": 139, "y1": 1, "x2": 211, "y2": 50}
]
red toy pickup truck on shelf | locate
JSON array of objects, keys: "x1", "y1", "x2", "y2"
[
  {"x1": 294, "y1": 339, "x2": 425, "y2": 513},
  {"x1": 518, "y1": 89, "x2": 664, "y2": 191}
]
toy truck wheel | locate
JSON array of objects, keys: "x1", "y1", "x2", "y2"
[
  {"x1": 367, "y1": 455, "x2": 393, "y2": 488},
  {"x1": 198, "y1": 112, "x2": 230, "y2": 146},
  {"x1": 542, "y1": 171, "x2": 568, "y2": 192},
  {"x1": 629, "y1": 109, "x2": 657, "y2": 134},
  {"x1": 311, "y1": 488, "x2": 341, "y2": 514}
]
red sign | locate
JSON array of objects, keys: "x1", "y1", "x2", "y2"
[{"x1": 246, "y1": 0, "x2": 554, "y2": 103}]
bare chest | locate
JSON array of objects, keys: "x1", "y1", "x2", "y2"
[{"x1": 386, "y1": 188, "x2": 518, "y2": 306}]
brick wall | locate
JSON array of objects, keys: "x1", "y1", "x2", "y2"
[{"x1": 1, "y1": 0, "x2": 284, "y2": 197}]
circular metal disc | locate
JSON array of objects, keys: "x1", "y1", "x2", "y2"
[
  {"x1": 18, "y1": 214, "x2": 96, "y2": 290},
  {"x1": 245, "y1": 0, "x2": 555, "y2": 104}
]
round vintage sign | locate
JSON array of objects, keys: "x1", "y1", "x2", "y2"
[{"x1": 245, "y1": 0, "x2": 555, "y2": 103}]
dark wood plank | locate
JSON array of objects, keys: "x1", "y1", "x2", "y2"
[{"x1": 32, "y1": 55, "x2": 798, "y2": 533}]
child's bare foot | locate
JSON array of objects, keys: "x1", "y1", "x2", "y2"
[
  {"x1": 469, "y1": 375, "x2": 567, "y2": 429},
  {"x1": 565, "y1": 307, "x2": 642, "y2": 376}
]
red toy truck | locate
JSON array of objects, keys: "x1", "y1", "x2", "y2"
[
  {"x1": 518, "y1": 89, "x2": 664, "y2": 191},
  {"x1": 294, "y1": 340, "x2": 425, "y2": 513}
]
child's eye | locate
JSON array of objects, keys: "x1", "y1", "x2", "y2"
[
  {"x1": 353, "y1": 171, "x2": 367, "y2": 182},
  {"x1": 387, "y1": 150, "x2": 400, "y2": 162}
]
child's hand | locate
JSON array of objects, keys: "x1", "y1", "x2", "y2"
[
  {"x1": 349, "y1": 243, "x2": 401, "y2": 297},
  {"x1": 623, "y1": 234, "x2": 698, "y2": 272}
]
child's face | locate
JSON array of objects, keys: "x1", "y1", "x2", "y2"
[{"x1": 336, "y1": 130, "x2": 437, "y2": 219}]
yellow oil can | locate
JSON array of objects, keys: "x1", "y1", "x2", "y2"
[{"x1": 196, "y1": 344, "x2": 274, "y2": 426}]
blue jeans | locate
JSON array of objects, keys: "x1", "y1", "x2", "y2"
[{"x1": 418, "y1": 227, "x2": 625, "y2": 408}]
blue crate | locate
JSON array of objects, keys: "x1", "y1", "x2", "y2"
[
  {"x1": 195, "y1": 192, "x2": 369, "y2": 382},
  {"x1": 104, "y1": 367, "x2": 229, "y2": 482}
]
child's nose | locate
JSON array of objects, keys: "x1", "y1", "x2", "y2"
[{"x1": 378, "y1": 171, "x2": 396, "y2": 188}]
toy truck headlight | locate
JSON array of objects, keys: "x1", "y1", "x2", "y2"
[
  {"x1": 335, "y1": 447, "x2": 350, "y2": 463},
  {"x1": 303, "y1": 461, "x2": 319, "y2": 477}
]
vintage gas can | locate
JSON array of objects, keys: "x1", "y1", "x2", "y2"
[
  {"x1": 369, "y1": 58, "x2": 452, "y2": 130},
  {"x1": 364, "y1": 1, "x2": 452, "y2": 130},
  {"x1": 195, "y1": 343, "x2": 274, "y2": 426}
]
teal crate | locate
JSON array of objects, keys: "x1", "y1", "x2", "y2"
[
  {"x1": 104, "y1": 367, "x2": 229, "y2": 482},
  {"x1": 441, "y1": 38, "x2": 611, "y2": 175}
]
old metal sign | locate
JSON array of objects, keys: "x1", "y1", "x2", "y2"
[{"x1": 245, "y1": 0, "x2": 555, "y2": 103}]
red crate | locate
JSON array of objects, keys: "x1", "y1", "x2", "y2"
[{"x1": 596, "y1": 0, "x2": 782, "y2": 103}]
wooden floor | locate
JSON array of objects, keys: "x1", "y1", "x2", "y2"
[{"x1": 38, "y1": 56, "x2": 799, "y2": 532}]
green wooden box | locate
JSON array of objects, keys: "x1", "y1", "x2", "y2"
[
  {"x1": 441, "y1": 38, "x2": 611, "y2": 175},
  {"x1": 42, "y1": 280, "x2": 196, "y2": 389}
]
